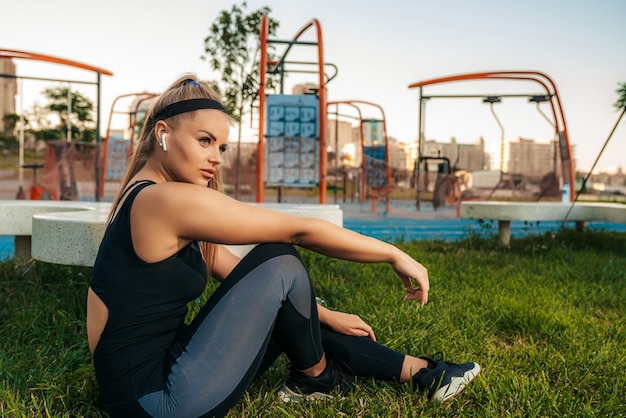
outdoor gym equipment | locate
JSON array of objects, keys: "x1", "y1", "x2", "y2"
[
  {"x1": 327, "y1": 100, "x2": 392, "y2": 212},
  {"x1": 98, "y1": 92, "x2": 158, "y2": 199},
  {"x1": 258, "y1": 16, "x2": 334, "y2": 203},
  {"x1": 408, "y1": 70, "x2": 575, "y2": 210},
  {"x1": 0, "y1": 48, "x2": 113, "y2": 201},
  {"x1": 19, "y1": 162, "x2": 57, "y2": 200}
]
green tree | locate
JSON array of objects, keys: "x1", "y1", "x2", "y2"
[
  {"x1": 615, "y1": 81, "x2": 626, "y2": 110},
  {"x1": 203, "y1": 2, "x2": 278, "y2": 119},
  {"x1": 2, "y1": 113, "x2": 20, "y2": 140},
  {"x1": 42, "y1": 86, "x2": 96, "y2": 142},
  {"x1": 203, "y1": 2, "x2": 279, "y2": 197},
  {"x1": 25, "y1": 102, "x2": 58, "y2": 141}
]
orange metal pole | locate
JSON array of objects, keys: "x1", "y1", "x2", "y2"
[
  {"x1": 314, "y1": 19, "x2": 327, "y2": 204},
  {"x1": 379, "y1": 105, "x2": 390, "y2": 212},
  {"x1": 100, "y1": 94, "x2": 124, "y2": 199},
  {"x1": 359, "y1": 117, "x2": 366, "y2": 202},
  {"x1": 257, "y1": 15, "x2": 268, "y2": 203}
]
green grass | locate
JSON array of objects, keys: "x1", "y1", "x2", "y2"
[{"x1": 1, "y1": 230, "x2": 625, "y2": 417}]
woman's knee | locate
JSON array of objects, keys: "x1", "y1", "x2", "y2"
[
  {"x1": 249, "y1": 244, "x2": 307, "y2": 276},
  {"x1": 232, "y1": 243, "x2": 312, "y2": 304}
]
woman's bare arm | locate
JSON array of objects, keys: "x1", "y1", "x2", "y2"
[{"x1": 132, "y1": 183, "x2": 429, "y2": 305}]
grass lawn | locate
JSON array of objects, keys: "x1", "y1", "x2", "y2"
[{"x1": 1, "y1": 229, "x2": 625, "y2": 417}]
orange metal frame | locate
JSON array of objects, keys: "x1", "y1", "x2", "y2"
[
  {"x1": 99, "y1": 92, "x2": 158, "y2": 199},
  {"x1": 0, "y1": 48, "x2": 113, "y2": 201},
  {"x1": 408, "y1": 71, "x2": 575, "y2": 201},
  {"x1": 0, "y1": 48, "x2": 113, "y2": 76},
  {"x1": 258, "y1": 16, "x2": 327, "y2": 203},
  {"x1": 326, "y1": 100, "x2": 392, "y2": 208}
]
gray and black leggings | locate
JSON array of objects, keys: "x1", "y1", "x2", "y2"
[{"x1": 110, "y1": 243, "x2": 404, "y2": 418}]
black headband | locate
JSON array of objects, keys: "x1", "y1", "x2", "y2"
[{"x1": 153, "y1": 98, "x2": 228, "y2": 121}]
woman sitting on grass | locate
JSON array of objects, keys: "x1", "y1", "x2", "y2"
[{"x1": 86, "y1": 74, "x2": 480, "y2": 417}]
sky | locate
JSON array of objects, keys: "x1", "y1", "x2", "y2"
[{"x1": 1, "y1": 0, "x2": 625, "y2": 173}]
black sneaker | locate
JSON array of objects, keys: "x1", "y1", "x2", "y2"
[
  {"x1": 277, "y1": 356, "x2": 356, "y2": 402},
  {"x1": 412, "y1": 356, "x2": 480, "y2": 402}
]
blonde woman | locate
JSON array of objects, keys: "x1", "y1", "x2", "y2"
[{"x1": 87, "y1": 74, "x2": 479, "y2": 417}]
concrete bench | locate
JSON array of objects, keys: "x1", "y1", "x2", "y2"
[
  {"x1": 459, "y1": 201, "x2": 626, "y2": 245},
  {"x1": 0, "y1": 199, "x2": 343, "y2": 266},
  {"x1": 0, "y1": 201, "x2": 110, "y2": 260}
]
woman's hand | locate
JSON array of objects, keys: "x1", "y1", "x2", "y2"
[
  {"x1": 318, "y1": 304, "x2": 376, "y2": 341},
  {"x1": 390, "y1": 249, "x2": 430, "y2": 307}
]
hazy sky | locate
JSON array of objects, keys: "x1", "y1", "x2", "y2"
[{"x1": 2, "y1": 0, "x2": 625, "y2": 172}]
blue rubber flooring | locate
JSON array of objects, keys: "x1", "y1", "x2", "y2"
[
  {"x1": 342, "y1": 217, "x2": 626, "y2": 242},
  {"x1": 1, "y1": 219, "x2": 625, "y2": 260}
]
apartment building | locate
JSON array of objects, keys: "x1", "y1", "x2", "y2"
[{"x1": 0, "y1": 58, "x2": 17, "y2": 135}]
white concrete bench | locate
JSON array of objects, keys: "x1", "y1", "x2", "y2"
[
  {"x1": 460, "y1": 201, "x2": 626, "y2": 245},
  {"x1": 0, "y1": 201, "x2": 110, "y2": 260},
  {"x1": 0, "y1": 200, "x2": 343, "y2": 266}
]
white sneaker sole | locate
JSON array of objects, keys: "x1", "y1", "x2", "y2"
[
  {"x1": 432, "y1": 362, "x2": 481, "y2": 402},
  {"x1": 277, "y1": 383, "x2": 335, "y2": 403}
]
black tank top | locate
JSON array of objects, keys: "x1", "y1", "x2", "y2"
[{"x1": 89, "y1": 180, "x2": 207, "y2": 406}]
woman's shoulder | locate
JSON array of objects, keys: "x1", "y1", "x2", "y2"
[
  {"x1": 133, "y1": 180, "x2": 207, "y2": 194},
  {"x1": 134, "y1": 181, "x2": 224, "y2": 211}
]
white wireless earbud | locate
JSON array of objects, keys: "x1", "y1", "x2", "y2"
[{"x1": 160, "y1": 132, "x2": 168, "y2": 152}]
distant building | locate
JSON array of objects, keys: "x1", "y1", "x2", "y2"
[
  {"x1": 505, "y1": 136, "x2": 577, "y2": 178},
  {"x1": 0, "y1": 58, "x2": 17, "y2": 135},
  {"x1": 282, "y1": 83, "x2": 585, "y2": 186},
  {"x1": 292, "y1": 83, "x2": 319, "y2": 95},
  {"x1": 419, "y1": 137, "x2": 488, "y2": 172},
  {"x1": 400, "y1": 141, "x2": 419, "y2": 171},
  {"x1": 326, "y1": 119, "x2": 411, "y2": 171},
  {"x1": 505, "y1": 137, "x2": 557, "y2": 176},
  {"x1": 387, "y1": 138, "x2": 408, "y2": 171},
  {"x1": 326, "y1": 118, "x2": 357, "y2": 166},
  {"x1": 416, "y1": 135, "x2": 578, "y2": 180},
  {"x1": 589, "y1": 166, "x2": 626, "y2": 187}
]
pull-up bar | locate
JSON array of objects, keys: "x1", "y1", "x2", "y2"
[
  {"x1": 422, "y1": 93, "x2": 548, "y2": 99},
  {"x1": 266, "y1": 60, "x2": 338, "y2": 86},
  {"x1": 267, "y1": 39, "x2": 319, "y2": 46},
  {"x1": 408, "y1": 71, "x2": 575, "y2": 208}
]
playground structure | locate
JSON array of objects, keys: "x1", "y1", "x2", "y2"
[
  {"x1": 17, "y1": 162, "x2": 57, "y2": 200},
  {"x1": 257, "y1": 16, "x2": 332, "y2": 204},
  {"x1": 0, "y1": 51, "x2": 575, "y2": 214},
  {"x1": 255, "y1": 16, "x2": 395, "y2": 211},
  {"x1": 98, "y1": 92, "x2": 158, "y2": 200},
  {"x1": 327, "y1": 100, "x2": 392, "y2": 212},
  {"x1": 252, "y1": 23, "x2": 576, "y2": 213},
  {"x1": 408, "y1": 71, "x2": 576, "y2": 211},
  {"x1": 0, "y1": 48, "x2": 113, "y2": 201}
]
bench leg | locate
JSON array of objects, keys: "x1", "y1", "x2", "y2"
[
  {"x1": 14, "y1": 236, "x2": 32, "y2": 260},
  {"x1": 498, "y1": 220, "x2": 511, "y2": 246}
]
